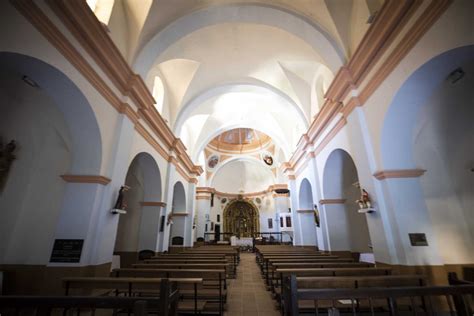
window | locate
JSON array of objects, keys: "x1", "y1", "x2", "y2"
[
  {"x1": 205, "y1": 224, "x2": 208, "y2": 232},
  {"x1": 280, "y1": 217, "x2": 284, "y2": 228},
  {"x1": 268, "y1": 218, "x2": 273, "y2": 229},
  {"x1": 152, "y1": 76, "x2": 165, "y2": 114},
  {"x1": 86, "y1": 0, "x2": 115, "y2": 25},
  {"x1": 286, "y1": 216, "x2": 292, "y2": 228},
  {"x1": 217, "y1": 214, "x2": 220, "y2": 222}
]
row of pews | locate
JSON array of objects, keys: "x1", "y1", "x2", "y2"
[
  {"x1": 255, "y1": 245, "x2": 474, "y2": 316},
  {"x1": 0, "y1": 246, "x2": 239, "y2": 315}
]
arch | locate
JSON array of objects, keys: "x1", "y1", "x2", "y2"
[
  {"x1": 171, "y1": 181, "x2": 186, "y2": 213},
  {"x1": 133, "y1": 3, "x2": 345, "y2": 76},
  {"x1": 297, "y1": 178, "x2": 317, "y2": 246},
  {"x1": 380, "y1": 45, "x2": 474, "y2": 169},
  {"x1": 210, "y1": 157, "x2": 276, "y2": 194},
  {"x1": 0, "y1": 52, "x2": 102, "y2": 265},
  {"x1": 298, "y1": 178, "x2": 314, "y2": 210},
  {"x1": 174, "y1": 82, "x2": 309, "y2": 134},
  {"x1": 169, "y1": 181, "x2": 187, "y2": 247},
  {"x1": 114, "y1": 152, "x2": 162, "y2": 259},
  {"x1": 380, "y1": 45, "x2": 474, "y2": 264},
  {"x1": 322, "y1": 148, "x2": 371, "y2": 253},
  {"x1": 0, "y1": 52, "x2": 102, "y2": 174}
]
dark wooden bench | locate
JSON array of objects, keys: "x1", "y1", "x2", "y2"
[
  {"x1": 271, "y1": 267, "x2": 393, "y2": 296},
  {"x1": 113, "y1": 268, "x2": 227, "y2": 315},
  {"x1": 281, "y1": 274, "x2": 428, "y2": 314},
  {"x1": 282, "y1": 274, "x2": 474, "y2": 316},
  {"x1": 62, "y1": 277, "x2": 202, "y2": 315},
  {"x1": 0, "y1": 295, "x2": 178, "y2": 316}
]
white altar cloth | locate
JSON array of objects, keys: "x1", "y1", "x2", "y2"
[{"x1": 230, "y1": 237, "x2": 253, "y2": 246}]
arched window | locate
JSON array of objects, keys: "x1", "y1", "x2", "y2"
[
  {"x1": 86, "y1": 0, "x2": 115, "y2": 25},
  {"x1": 152, "y1": 76, "x2": 165, "y2": 114}
]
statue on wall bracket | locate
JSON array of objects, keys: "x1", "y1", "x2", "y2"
[
  {"x1": 111, "y1": 185, "x2": 130, "y2": 214},
  {"x1": 0, "y1": 139, "x2": 18, "y2": 193}
]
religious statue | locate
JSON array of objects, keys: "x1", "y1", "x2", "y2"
[
  {"x1": 0, "y1": 139, "x2": 18, "y2": 193},
  {"x1": 356, "y1": 188, "x2": 372, "y2": 209},
  {"x1": 313, "y1": 204, "x2": 320, "y2": 227},
  {"x1": 113, "y1": 185, "x2": 130, "y2": 210}
]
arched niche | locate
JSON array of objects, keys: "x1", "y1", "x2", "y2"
[
  {"x1": 169, "y1": 181, "x2": 187, "y2": 246},
  {"x1": 380, "y1": 45, "x2": 474, "y2": 264},
  {"x1": 297, "y1": 178, "x2": 317, "y2": 246},
  {"x1": 322, "y1": 149, "x2": 371, "y2": 253},
  {"x1": 0, "y1": 52, "x2": 101, "y2": 265},
  {"x1": 114, "y1": 152, "x2": 162, "y2": 266}
]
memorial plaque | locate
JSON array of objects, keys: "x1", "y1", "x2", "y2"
[
  {"x1": 409, "y1": 233, "x2": 428, "y2": 246},
  {"x1": 50, "y1": 239, "x2": 84, "y2": 263}
]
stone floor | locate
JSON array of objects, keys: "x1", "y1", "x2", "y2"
[{"x1": 225, "y1": 252, "x2": 280, "y2": 316}]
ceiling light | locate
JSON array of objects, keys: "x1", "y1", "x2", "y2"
[{"x1": 22, "y1": 75, "x2": 39, "y2": 88}]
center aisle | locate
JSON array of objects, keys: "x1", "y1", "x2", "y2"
[{"x1": 225, "y1": 252, "x2": 279, "y2": 316}]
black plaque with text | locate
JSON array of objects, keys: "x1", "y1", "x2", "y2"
[
  {"x1": 409, "y1": 233, "x2": 428, "y2": 246},
  {"x1": 50, "y1": 239, "x2": 84, "y2": 263}
]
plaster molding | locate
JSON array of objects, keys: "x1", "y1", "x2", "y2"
[
  {"x1": 373, "y1": 169, "x2": 426, "y2": 180},
  {"x1": 297, "y1": 209, "x2": 314, "y2": 213},
  {"x1": 273, "y1": 193, "x2": 289, "y2": 198},
  {"x1": 61, "y1": 174, "x2": 111, "y2": 185},
  {"x1": 196, "y1": 196, "x2": 211, "y2": 200},
  {"x1": 13, "y1": 0, "x2": 202, "y2": 182},
  {"x1": 171, "y1": 212, "x2": 189, "y2": 216},
  {"x1": 281, "y1": 0, "x2": 450, "y2": 174},
  {"x1": 140, "y1": 201, "x2": 167, "y2": 207},
  {"x1": 319, "y1": 199, "x2": 347, "y2": 205}
]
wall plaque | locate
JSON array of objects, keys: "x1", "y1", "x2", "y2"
[
  {"x1": 409, "y1": 233, "x2": 428, "y2": 246},
  {"x1": 50, "y1": 239, "x2": 84, "y2": 263}
]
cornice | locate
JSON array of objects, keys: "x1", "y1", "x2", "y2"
[
  {"x1": 195, "y1": 184, "x2": 288, "y2": 199},
  {"x1": 140, "y1": 201, "x2": 166, "y2": 207},
  {"x1": 297, "y1": 209, "x2": 314, "y2": 213},
  {"x1": 13, "y1": 0, "x2": 202, "y2": 183},
  {"x1": 373, "y1": 169, "x2": 426, "y2": 180},
  {"x1": 60, "y1": 174, "x2": 111, "y2": 185},
  {"x1": 282, "y1": 0, "x2": 451, "y2": 175},
  {"x1": 319, "y1": 199, "x2": 347, "y2": 205}
]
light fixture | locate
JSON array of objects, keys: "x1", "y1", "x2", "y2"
[
  {"x1": 446, "y1": 67, "x2": 465, "y2": 84},
  {"x1": 22, "y1": 75, "x2": 39, "y2": 88}
]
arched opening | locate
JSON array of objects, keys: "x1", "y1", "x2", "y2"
[
  {"x1": 169, "y1": 181, "x2": 187, "y2": 247},
  {"x1": 381, "y1": 45, "x2": 474, "y2": 264},
  {"x1": 298, "y1": 178, "x2": 318, "y2": 246},
  {"x1": 322, "y1": 149, "x2": 372, "y2": 254},
  {"x1": 0, "y1": 52, "x2": 101, "y2": 269},
  {"x1": 114, "y1": 152, "x2": 162, "y2": 267},
  {"x1": 152, "y1": 75, "x2": 165, "y2": 115},
  {"x1": 86, "y1": 0, "x2": 115, "y2": 25},
  {"x1": 223, "y1": 199, "x2": 260, "y2": 239}
]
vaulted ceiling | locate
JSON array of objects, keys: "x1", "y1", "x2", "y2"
[{"x1": 88, "y1": 0, "x2": 384, "y2": 190}]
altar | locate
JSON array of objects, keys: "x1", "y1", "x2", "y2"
[{"x1": 230, "y1": 236, "x2": 254, "y2": 247}]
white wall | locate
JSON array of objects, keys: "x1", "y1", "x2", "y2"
[{"x1": 0, "y1": 73, "x2": 71, "y2": 264}]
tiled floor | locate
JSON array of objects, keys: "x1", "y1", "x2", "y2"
[{"x1": 225, "y1": 252, "x2": 280, "y2": 316}]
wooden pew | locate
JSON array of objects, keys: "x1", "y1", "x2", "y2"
[
  {"x1": 265, "y1": 261, "x2": 370, "y2": 285},
  {"x1": 271, "y1": 267, "x2": 393, "y2": 296},
  {"x1": 133, "y1": 263, "x2": 230, "y2": 279},
  {"x1": 282, "y1": 274, "x2": 427, "y2": 315},
  {"x1": 113, "y1": 268, "x2": 227, "y2": 315},
  {"x1": 282, "y1": 274, "x2": 474, "y2": 316},
  {"x1": 63, "y1": 277, "x2": 201, "y2": 315},
  {"x1": 0, "y1": 296, "x2": 178, "y2": 316}
]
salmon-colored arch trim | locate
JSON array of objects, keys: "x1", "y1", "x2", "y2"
[
  {"x1": 319, "y1": 199, "x2": 346, "y2": 205},
  {"x1": 61, "y1": 175, "x2": 111, "y2": 185},
  {"x1": 373, "y1": 169, "x2": 426, "y2": 180}
]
